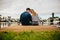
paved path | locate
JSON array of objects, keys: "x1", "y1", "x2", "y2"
[{"x1": 0, "y1": 25, "x2": 60, "y2": 32}]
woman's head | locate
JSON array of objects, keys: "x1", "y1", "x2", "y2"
[{"x1": 30, "y1": 9, "x2": 37, "y2": 16}]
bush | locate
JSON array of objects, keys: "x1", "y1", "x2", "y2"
[{"x1": 0, "y1": 31, "x2": 60, "y2": 40}]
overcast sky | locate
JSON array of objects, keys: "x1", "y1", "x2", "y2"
[{"x1": 0, "y1": 0, "x2": 60, "y2": 19}]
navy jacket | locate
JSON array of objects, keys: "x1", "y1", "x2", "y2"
[{"x1": 20, "y1": 11, "x2": 32, "y2": 25}]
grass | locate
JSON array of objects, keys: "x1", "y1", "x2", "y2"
[{"x1": 0, "y1": 31, "x2": 60, "y2": 40}]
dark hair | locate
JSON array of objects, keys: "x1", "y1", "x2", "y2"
[{"x1": 26, "y1": 8, "x2": 30, "y2": 10}]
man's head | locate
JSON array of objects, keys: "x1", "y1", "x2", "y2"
[
  {"x1": 26, "y1": 8, "x2": 30, "y2": 10},
  {"x1": 26, "y1": 8, "x2": 32, "y2": 13}
]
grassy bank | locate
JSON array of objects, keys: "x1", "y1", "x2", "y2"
[{"x1": 0, "y1": 31, "x2": 60, "y2": 40}]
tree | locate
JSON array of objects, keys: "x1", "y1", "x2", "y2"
[
  {"x1": 50, "y1": 12, "x2": 55, "y2": 25},
  {"x1": 0, "y1": 15, "x2": 2, "y2": 22}
]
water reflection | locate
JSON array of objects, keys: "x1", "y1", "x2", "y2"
[
  {"x1": 0, "y1": 22, "x2": 17, "y2": 28},
  {"x1": 8, "y1": 22, "x2": 12, "y2": 26}
]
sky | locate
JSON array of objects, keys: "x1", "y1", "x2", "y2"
[{"x1": 0, "y1": 0, "x2": 60, "y2": 19}]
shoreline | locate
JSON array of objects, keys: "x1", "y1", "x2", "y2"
[{"x1": 0, "y1": 25, "x2": 60, "y2": 32}]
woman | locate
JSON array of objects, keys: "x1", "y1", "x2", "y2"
[{"x1": 31, "y1": 9, "x2": 40, "y2": 25}]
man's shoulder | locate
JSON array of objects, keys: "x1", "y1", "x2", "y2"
[
  {"x1": 22, "y1": 11, "x2": 29, "y2": 14},
  {"x1": 22, "y1": 11, "x2": 30, "y2": 15}
]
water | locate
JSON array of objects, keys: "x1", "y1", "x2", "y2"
[
  {"x1": 0, "y1": 22, "x2": 17, "y2": 28},
  {"x1": 0, "y1": 22, "x2": 60, "y2": 28}
]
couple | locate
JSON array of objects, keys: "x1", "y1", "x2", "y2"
[{"x1": 20, "y1": 8, "x2": 40, "y2": 25}]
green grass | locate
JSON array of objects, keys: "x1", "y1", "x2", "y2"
[{"x1": 0, "y1": 31, "x2": 60, "y2": 40}]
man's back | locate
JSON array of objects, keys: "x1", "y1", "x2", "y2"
[{"x1": 20, "y1": 12, "x2": 32, "y2": 25}]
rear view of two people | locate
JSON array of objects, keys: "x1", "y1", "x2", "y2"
[{"x1": 20, "y1": 8, "x2": 40, "y2": 25}]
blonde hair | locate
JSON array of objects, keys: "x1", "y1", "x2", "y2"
[{"x1": 31, "y1": 9, "x2": 37, "y2": 16}]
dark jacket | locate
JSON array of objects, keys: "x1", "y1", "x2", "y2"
[{"x1": 20, "y1": 11, "x2": 32, "y2": 25}]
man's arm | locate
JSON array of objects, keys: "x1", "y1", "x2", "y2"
[{"x1": 28, "y1": 14, "x2": 32, "y2": 23}]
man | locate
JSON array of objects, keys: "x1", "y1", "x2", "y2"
[{"x1": 20, "y1": 8, "x2": 32, "y2": 25}]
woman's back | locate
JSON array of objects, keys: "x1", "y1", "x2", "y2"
[{"x1": 32, "y1": 14, "x2": 40, "y2": 25}]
